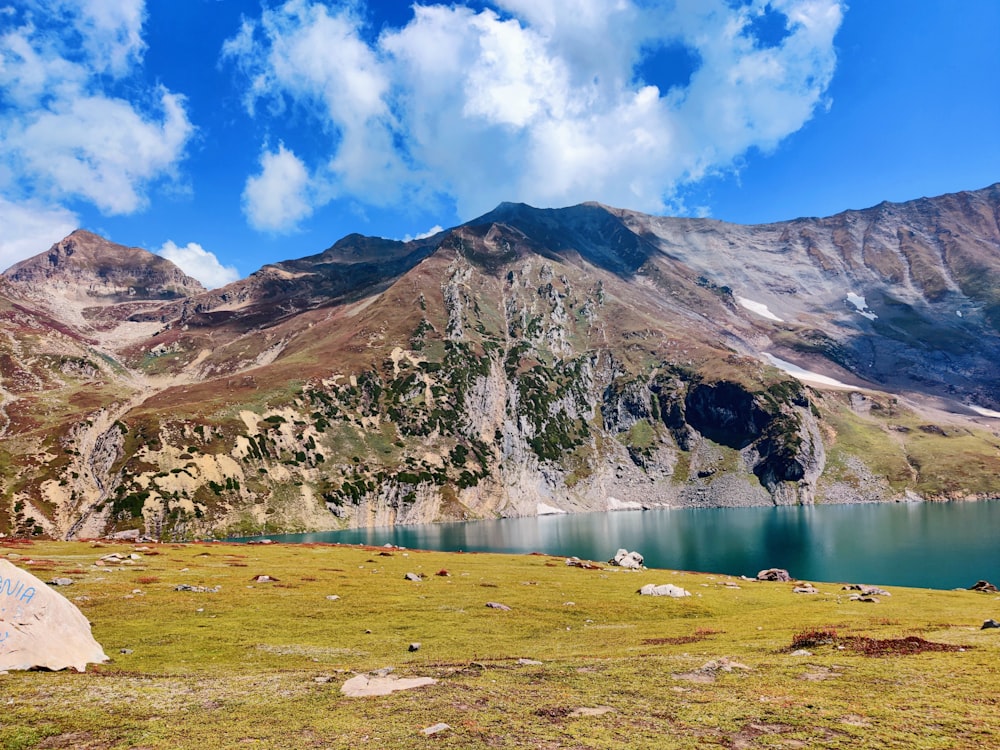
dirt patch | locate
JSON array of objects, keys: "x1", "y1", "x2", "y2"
[
  {"x1": 844, "y1": 636, "x2": 968, "y2": 657},
  {"x1": 37, "y1": 732, "x2": 109, "y2": 749},
  {"x1": 731, "y1": 722, "x2": 795, "y2": 750},
  {"x1": 642, "y1": 635, "x2": 706, "y2": 646}
]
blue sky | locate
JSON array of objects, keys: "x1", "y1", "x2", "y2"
[{"x1": 1, "y1": 1, "x2": 997, "y2": 288}]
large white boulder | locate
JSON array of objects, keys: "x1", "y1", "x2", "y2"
[
  {"x1": 0, "y1": 559, "x2": 108, "y2": 672},
  {"x1": 609, "y1": 548, "x2": 645, "y2": 569}
]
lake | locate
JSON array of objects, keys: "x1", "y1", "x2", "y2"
[{"x1": 240, "y1": 501, "x2": 1000, "y2": 590}]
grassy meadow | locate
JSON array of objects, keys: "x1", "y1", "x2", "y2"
[{"x1": 2, "y1": 539, "x2": 999, "y2": 749}]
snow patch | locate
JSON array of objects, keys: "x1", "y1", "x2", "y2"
[
  {"x1": 736, "y1": 296, "x2": 783, "y2": 322},
  {"x1": 537, "y1": 503, "x2": 567, "y2": 515},
  {"x1": 762, "y1": 353, "x2": 854, "y2": 389},
  {"x1": 606, "y1": 496, "x2": 643, "y2": 511},
  {"x1": 846, "y1": 292, "x2": 877, "y2": 320},
  {"x1": 968, "y1": 405, "x2": 1000, "y2": 418}
]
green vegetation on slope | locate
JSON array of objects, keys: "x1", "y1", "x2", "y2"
[{"x1": 2, "y1": 540, "x2": 999, "y2": 749}]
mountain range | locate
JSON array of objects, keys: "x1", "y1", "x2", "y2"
[{"x1": 2, "y1": 183, "x2": 999, "y2": 539}]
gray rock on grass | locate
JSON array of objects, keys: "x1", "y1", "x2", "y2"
[
  {"x1": 638, "y1": 583, "x2": 691, "y2": 597},
  {"x1": 608, "y1": 548, "x2": 645, "y2": 569},
  {"x1": 757, "y1": 568, "x2": 791, "y2": 582}
]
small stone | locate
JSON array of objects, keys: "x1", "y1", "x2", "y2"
[
  {"x1": 485, "y1": 602, "x2": 511, "y2": 611},
  {"x1": 408, "y1": 642, "x2": 421, "y2": 652},
  {"x1": 793, "y1": 584, "x2": 819, "y2": 594},
  {"x1": 250, "y1": 574, "x2": 278, "y2": 583},
  {"x1": 421, "y1": 723, "x2": 450, "y2": 736},
  {"x1": 404, "y1": 572, "x2": 422, "y2": 582},
  {"x1": 563, "y1": 601, "x2": 575, "y2": 606},
  {"x1": 982, "y1": 619, "x2": 1000, "y2": 630},
  {"x1": 791, "y1": 649, "x2": 813, "y2": 657},
  {"x1": 119, "y1": 649, "x2": 134, "y2": 655},
  {"x1": 314, "y1": 675, "x2": 332, "y2": 683},
  {"x1": 326, "y1": 595, "x2": 341, "y2": 601},
  {"x1": 365, "y1": 629, "x2": 372, "y2": 634},
  {"x1": 49, "y1": 578, "x2": 74, "y2": 587},
  {"x1": 517, "y1": 658, "x2": 543, "y2": 666}
]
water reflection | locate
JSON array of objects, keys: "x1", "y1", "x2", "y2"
[{"x1": 241, "y1": 501, "x2": 1000, "y2": 590}]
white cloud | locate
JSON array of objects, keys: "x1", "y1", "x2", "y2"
[
  {"x1": 9, "y1": 90, "x2": 192, "y2": 214},
  {"x1": 0, "y1": 1, "x2": 192, "y2": 216},
  {"x1": 157, "y1": 241, "x2": 240, "y2": 290},
  {"x1": 0, "y1": 198, "x2": 78, "y2": 272},
  {"x1": 225, "y1": 0, "x2": 843, "y2": 223},
  {"x1": 402, "y1": 225, "x2": 444, "y2": 242},
  {"x1": 242, "y1": 143, "x2": 313, "y2": 232}
]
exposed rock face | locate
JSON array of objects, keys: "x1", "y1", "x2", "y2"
[
  {"x1": 0, "y1": 559, "x2": 108, "y2": 671},
  {"x1": 1, "y1": 184, "x2": 1000, "y2": 539},
  {"x1": 4, "y1": 230, "x2": 204, "y2": 300}
]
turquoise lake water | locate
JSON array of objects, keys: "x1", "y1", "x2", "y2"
[{"x1": 239, "y1": 501, "x2": 1000, "y2": 590}]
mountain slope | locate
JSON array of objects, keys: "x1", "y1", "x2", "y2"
[{"x1": 1, "y1": 184, "x2": 999, "y2": 540}]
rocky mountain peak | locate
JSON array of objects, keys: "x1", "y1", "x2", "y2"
[
  {"x1": 3, "y1": 184, "x2": 1000, "y2": 542},
  {"x1": 3, "y1": 230, "x2": 205, "y2": 301}
]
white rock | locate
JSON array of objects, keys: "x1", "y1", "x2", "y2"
[
  {"x1": 638, "y1": 583, "x2": 691, "y2": 598},
  {"x1": 0, "y1": 559, "x2": 108, "y2": 672},
  {"x1": 341, "y1": 672, "x2": 437, "y2": 697},
  {"x1": 421, "y1": 723, "x2": 450, "y2": 736}
]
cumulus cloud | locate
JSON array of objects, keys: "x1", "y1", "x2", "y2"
[
  {"x1": 157, "y1": 241, "x2": 240, "y2": 290},
  {"x1": 0, "y1": 198, "x2": 78, "y2": 272},
  {"x1": 0, "y1": 0, "x2": 193, "y2": 216},
  {"x1": 223, "y1": 0, "x2": 843, "y2": 223},
  {"x1": 242, "y1": 143, "x2": 313, "y2": 232}
]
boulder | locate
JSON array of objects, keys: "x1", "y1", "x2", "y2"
[
  {"x1": 0, "y1": 559, "x2": 108, "y2": 672},
  {"x1": 638, "y1": 583, "x2": 691, "y2": 598},
  {"x1": 608, "y1": 549, "x2": 644, "y2": 569},
  {"x1": 843, "y1": 584, "x2": 890, "y2": 597},
  {"x1": 969, "y1": 580, "x2": 999, "y2": 593},
  {"x1": 566, "y1": 558, "x2": 603, "y2": 570},
  {"x1": 757, "y1": 568, "x2": 791, "y2": 582},
  {"x1": 982, "y1": 619, "x2": 1000, "y2": 630}
]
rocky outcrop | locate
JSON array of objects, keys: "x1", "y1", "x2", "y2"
[{"x1": 2, "y1": 184, "x2": 1000, "y2": 539}]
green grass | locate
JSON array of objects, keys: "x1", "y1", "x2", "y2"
[{"x1": 2, "y1": 540, "x2": 999, "y2": 749}]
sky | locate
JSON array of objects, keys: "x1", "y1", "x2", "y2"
[{"x1": 0, "y1": 1, "x2": 997, "y2": 288}]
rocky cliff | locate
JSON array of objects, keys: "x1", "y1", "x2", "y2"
[{"x1": 1, "y1": 184, "x2": 999, "y2": 540}]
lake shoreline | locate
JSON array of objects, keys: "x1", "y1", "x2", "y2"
[{"x1": 226, "y1": 499, "x2": 1000, "y2": 591}]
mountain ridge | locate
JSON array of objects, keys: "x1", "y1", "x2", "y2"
[{"x1": 1, "y1": 183, "x2": 999, "y2": 540}]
